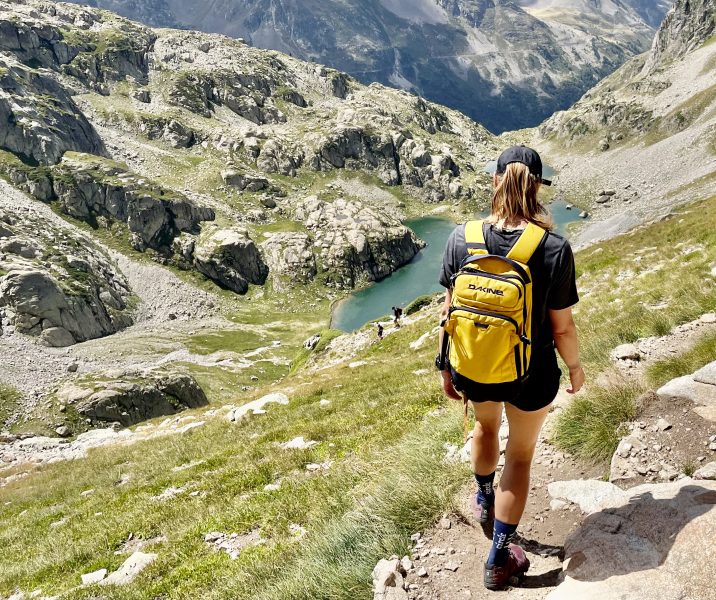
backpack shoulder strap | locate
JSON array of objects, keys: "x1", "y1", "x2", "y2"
[
  {"x1": 464, "y1": 220, "x2": 488, "y2": 256},
  {"x1": 506, "y1": 222, "x2": 546, "y2": 264}
]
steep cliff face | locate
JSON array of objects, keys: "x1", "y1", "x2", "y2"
[
  {"x1": 642, "y1": 0, "x2": 716, "y2": 74},
  {"x1": 64, "y1": 0, "x2": 667, "y2": 133}
]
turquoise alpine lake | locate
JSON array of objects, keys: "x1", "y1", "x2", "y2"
[{"x1": 331, "y1": 200, "x2": 583, "y2": 332}]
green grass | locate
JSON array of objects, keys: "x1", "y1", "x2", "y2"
[
  {"x1": 553, "y1": 195, "x2": 716, "y2": 461},
  {"x1": 184, "y1": 329, "x2": 269, "y2": 356},
  {"x1": 646, "y1": 331, "x2": 716, "y2": 388},
  {"x1": 288, "y1": 329, "x2": 344, "y2": 376},
  {"x1": 0, "y1": 383, "x2": 20, "y2": 426},
  {"x1": 0, "y1": 314, "x2": 460, "y2": 599},
  {"x1": 573, "y1": 196, "x2": 716, "y2": 372},
  {"x1": 682, "y1": 460, "x2": 698, "y2": 477},
  {"x1": 552, "y1": 378, "x2": 642, "y2": 462},
  {"x1": 404, "y1": 294, "x2": 434, "y2": 316}
]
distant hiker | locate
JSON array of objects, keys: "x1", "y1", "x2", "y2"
[
  {"x1": 377, "y1": 323, "x2": 384, "y2": 339},
  {"x1": 436, "y1": 145, "x2": 584, "y2": 591},
  {"x1": 392, "y1": 306, "x2": 403, "y2": 326}
]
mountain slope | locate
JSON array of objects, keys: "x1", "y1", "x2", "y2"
[
  {"x1": 528, "y1": 0, "x2": 716, "y2": 246},
  {"x1": 68, "y1": 0, "x2": 668, "y2": 133},
  {"x1": 0, "y1": 0, "x2": 498, "y2": 301},
  {"x1": 0, "y1": 0, "x2": 498, "y2": 432}
]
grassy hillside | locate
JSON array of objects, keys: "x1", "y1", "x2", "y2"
[
  {"x1": 1, "y1": 196, "x2": 715, "y2": 598},
  {"x1": 0, "y1": 310, "x2": 465, "y2": 599},
  {"x1": 554, "y1": 194, "x2": 716, "y2": 460}
]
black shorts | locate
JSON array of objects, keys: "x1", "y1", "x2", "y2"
[{"x1": 450, "y1": 348, "x2": 561, "y2": 412}]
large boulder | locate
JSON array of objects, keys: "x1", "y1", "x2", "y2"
[
  {"x1": 260, "y1": 232, "x2": 317, "y2": 289},
  {"x1": 657, "y1": 361, "x2": 716, "y2": 422},
  {"x1": 220, "y1": 170, "x2": 269, "y2": 192},
  {"x1": 295, "y1": 196, "x2": 424, "y2": 288},
  {"x1": 0, "y1": 266, "x2": 131, "y2": 347},
  {"x1": 547, "y1": 478, "x2": 716, "y2": 600},
  {"x1": 193, "y1": 227, "x2": 268, "y2": 294},
  {"x1": 59, "y1": 370, "x2": 209, "y2": 428}
]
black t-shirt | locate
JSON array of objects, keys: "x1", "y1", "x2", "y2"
[{"x1": 439, "y1": 223, "x2": 579, "y2": 349}]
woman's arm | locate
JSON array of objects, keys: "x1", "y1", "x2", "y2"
[
  {"x1": 549, "y1": 307, "x2": 585, "y2": 394},
  {"x1": 438, "y1": 290, "x2": 461, "y2": 400}
]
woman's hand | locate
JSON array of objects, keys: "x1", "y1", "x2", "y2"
[
  {"x1": 567, "y1": 365, "x2": 585, "y2": 394},
  {"x1": 441, "y1": 370, "x2": 462, "y2": 401}
]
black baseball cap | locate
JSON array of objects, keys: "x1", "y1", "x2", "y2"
[{"x1": 485, "y1": 145, "x2": 552, "y2": 186}]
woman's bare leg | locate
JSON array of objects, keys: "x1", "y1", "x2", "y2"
[
  {"x1": 471, "y1": 401, "x2": 503, "y2": 476},
  {"x1": 495, "y1": 402, "x2": 551, "y2": 524}
]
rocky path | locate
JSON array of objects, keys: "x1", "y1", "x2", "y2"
[
  {"x1": 382, "y1": 315, "x2": 716, "y2": 600},
  {"x1": 383, "y1": 391, "x2": 601, "y2": 600},
  {"x1": 610, "y1": 313, "x2": 716, "y2": 378}
]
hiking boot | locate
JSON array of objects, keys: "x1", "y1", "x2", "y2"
[
  {"x1": 471, "y1": 493, "x2": 495, "y2": 540},
  {"x1": 483, "y1": 544, "x2": 530, "y2": 591}
]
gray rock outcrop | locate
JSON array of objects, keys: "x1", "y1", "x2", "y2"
[
  {"x1": 50, "y1": 154, "x2": 215, "y2": 252},
  {"x1": 221, "y1": 169, "x2": 269, "y2": 192},
  {"x1": 58, "y1": 370, "x2": 208, "y2": 428},
  {"x1": 0, "y1": 15, "x2": 78, "y2": 68},
  {"x1": 0, "y1": 56, "x2": 106, "y2": 164},
  {"x1": 643, "y1": 0, "x2": 716, "y2": 75},
  {"x1": 0, "y1": 270, "x2": 128, "y2": 346},
  {"x1": 260, "y1": 232, "x2": 317, "y2": 289},
  {"x1": 547, "y1": 478, "x2": 716, "y2": 600},
  {"x1": 193, "y1": 226, "x2": 268, "y2": 294},
  {"x1": 256, "y1": 138, "x2": 305, "y2": 176},
  {"x1": 313, "y1": 127, "x2": 401, "y2": 186},
  {"x1": 0, "y1": 188, "x2": 133, "y2": 346},
  {"x1": 295, "y1": 196, "x2": 424, "y2": 288}
]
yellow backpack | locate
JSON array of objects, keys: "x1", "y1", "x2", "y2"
[{"x1": 441, "y1": 220, "x2": 546, "y2": 386}]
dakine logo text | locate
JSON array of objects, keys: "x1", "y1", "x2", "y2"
[{"x1": 468, "y1": 284, "x2": 504, "y2": 296}]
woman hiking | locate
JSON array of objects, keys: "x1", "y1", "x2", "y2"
[{"x1": 436, "y1": 145, "x2": 584, "y2": 591}]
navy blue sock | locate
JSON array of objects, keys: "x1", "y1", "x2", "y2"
[
  {"x1": 487, "y1": 519, "x2": 518, "y2": 567},
  {"x1": 474, "y1": 472, "x2": 496, "y2": 507}
]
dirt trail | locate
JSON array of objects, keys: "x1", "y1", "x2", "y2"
[
  {"x1": 402, "y1": 397, "x2": 602, "y2": 600},
  {"x1": 404, "y1": 314, "x2": 716, "y2": 599}
]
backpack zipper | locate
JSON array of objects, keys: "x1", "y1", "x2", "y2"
[{"x1": 448, "y1": 306, "x2": 520, "y2": 330}]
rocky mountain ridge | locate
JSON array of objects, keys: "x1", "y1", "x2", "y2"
[
  {"x1": 529, "y1": 0, "x2": 716, "y2": 246},
  {"x1": 65, "y1": 0, "x2": 669, "y2": 133},
  {"x1": 0, "y1": 0, "x2": 500, "y2": 350}
]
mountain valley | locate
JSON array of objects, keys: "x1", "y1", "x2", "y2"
[{"x1": 0, "y1": 0, "x2": 715, "y2": 598}]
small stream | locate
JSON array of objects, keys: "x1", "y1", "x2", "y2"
[{"x1": 332, "y1": 200, "x2": 583, "y2": 332}]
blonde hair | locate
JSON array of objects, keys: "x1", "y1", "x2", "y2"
[{"x1": 488, "y1": 162, "x2": 553, "y2": 230}]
